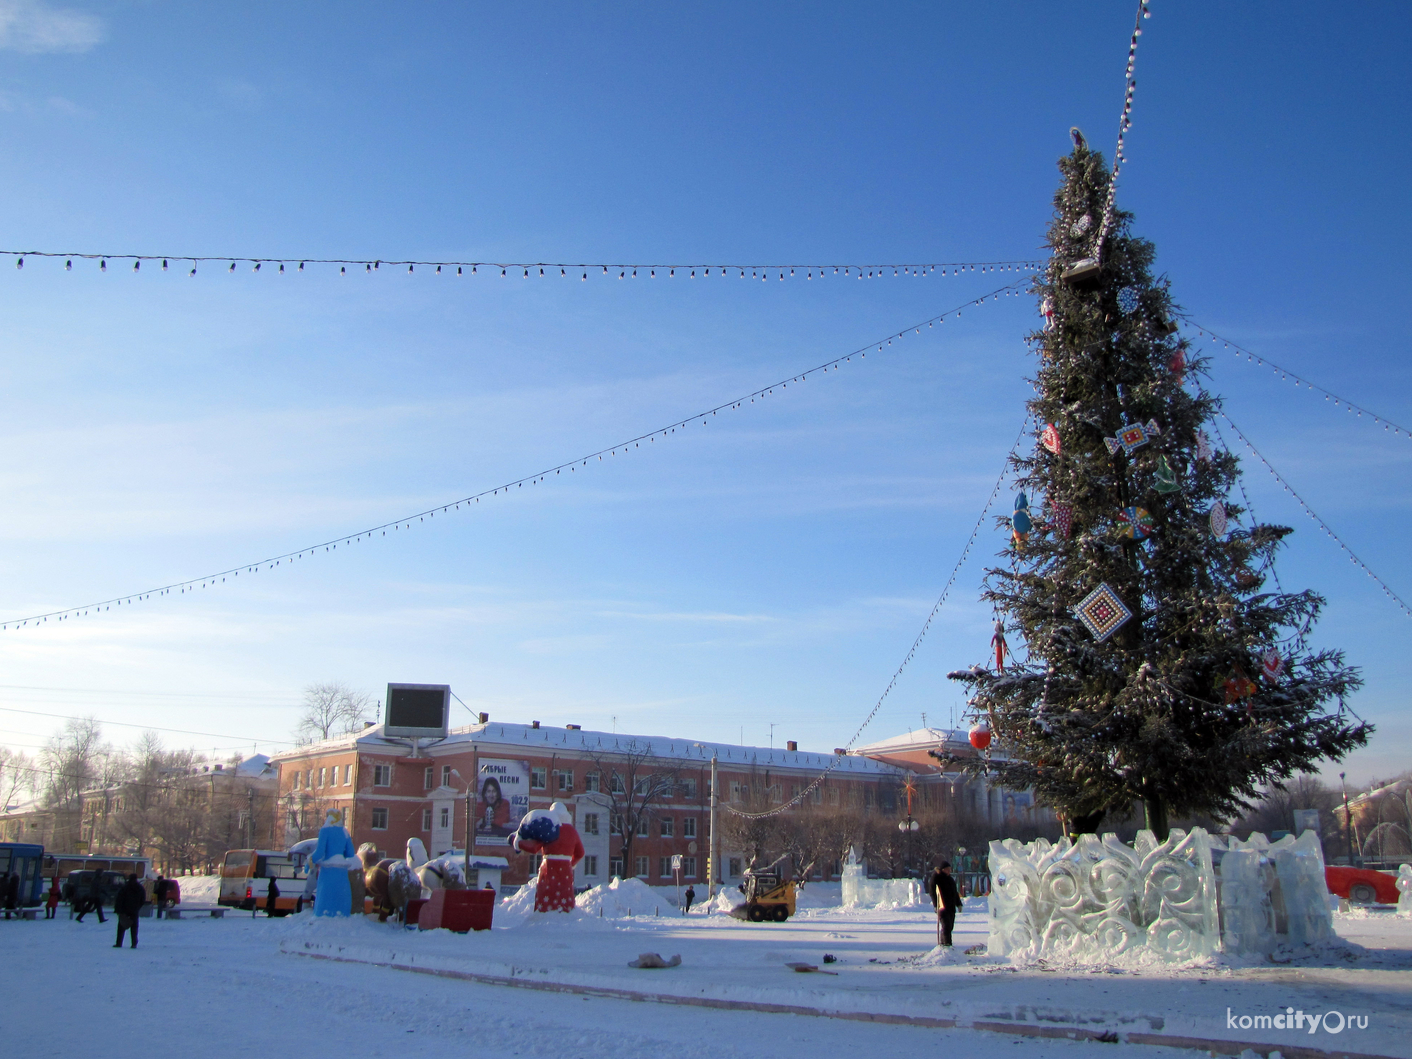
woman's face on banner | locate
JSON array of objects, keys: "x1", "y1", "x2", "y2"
[{"x1": 482, "y1": 778, "x2": 501, "y2": 805}]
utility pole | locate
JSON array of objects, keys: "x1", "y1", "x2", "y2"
[
  {"x1": 708, "y1": 751, "x2": 719, "y2": 900},
  {"x1": 246, "y1": 787, "x2": 255, "y2": 849},
  {"x1": 1341, "y1": 772, "x2": 1356, "y2": 866}
]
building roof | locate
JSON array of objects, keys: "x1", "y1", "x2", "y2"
[{"x1": 272, "y1": 720, "x2": 905, "y2": 777}]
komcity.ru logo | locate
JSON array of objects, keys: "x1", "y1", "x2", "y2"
[{"x1": 1227, "y1": 1008, "x2": 1369, "y2": 1035}]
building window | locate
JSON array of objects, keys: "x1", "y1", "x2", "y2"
[
  {"x1": 292, "y1": 771, "x2": 301, "y2": 791},
  {"x1": 439, "y1": 807, "x2": 450, "y2": 829},
  {"x1": 585, "y1": 772, "x2": 600, "y2": 793},
  {"x1": 422, "y1": 808, "x2": 432, "y2": 831},
  {"x1": 374, "y1": 765, "x2": 392, "y2": 787},
  {"x1": 730, "y1": 782, "x2": 742, "y2": 803},
  {"x1": 659, "y1": 817, "x2": 674, "y2": 838},
  {"x1": 306, "y1": 769, "x2": 314, "y2": 789},
  {"x1": 728, "y1": 857, "x2": 742, "y2": 877},
  {"x1": 683, "y1": 856, "x2": 697, "y2": 879},
  {"x1": 424, "y1": 767, "x2": 434, "y2": 790},
  {"x1": 636, "y1": 816, "x2": 649, "y2": 838},
  {"x1": 864, "y1": 788, "x2": 874, "y2": 808},
  {"x1": 635, "y1": 856, "x2": 649, "y2": 878},
  {"x1": 682, "y1": 818, "x2": 696, "y2": 839},
  {"x1": 581, "y1": 812, "x2": 599, "y2": 836},
  {"x1": 828, "y1": 787, "x2": 839, "y2": 806},
  {"x1": 344, "y1": 765, "x2": 353, "y2": 786},
  {"x1": 769, "y1": 784, "x2": 782, "y2": 804},
  {"x1": 318, "y1": 768, "x2": 326, "y2": 788},
  {"x1": 371, "y1": 808, "x2": 389, "y2": 830},
  {"x1": 633, "y1": 776, "x2": 650, "y2": 796},
  {"x1": 555, "y1": 769, "x2": 574, "y2": 793},
  {"x1": 610, "y1": 813, "x2": 623, "y2": 835},
  {"x1": 680, "y1": 778, "x2": 697, "y2": 799},
  {"x1": 531, "y1": 767, "x2": 547, "y2": 790},
  {"x1": 659, "y1": 857, "x2": 671, "y2": 878},
  {"x1": 584, "y1": 855, "x2": 599, "y2": 877},
  {"x1": 811, "y1": 785, "x2": 823, "y2": 805},
  {"x1": 610, "y1": 773, "x2": 625, "y2": 795},
  {"x1": 610, "y1": 856, "x2": 624, "y2": 879},
  {"x1": 530, "y1": 854, "x2": 543, "y2": 874},
  {"x1": 442, "y1": 765, "x2": 453, "y2": 788}
]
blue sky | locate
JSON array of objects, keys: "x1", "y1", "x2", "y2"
[{"x1": 0, "y1": 1, "x2": 1407, "y2": 789}]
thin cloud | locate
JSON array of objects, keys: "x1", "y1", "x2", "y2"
[{"x1": 0, "y1": 0, "x2": 103, "y2": 54}]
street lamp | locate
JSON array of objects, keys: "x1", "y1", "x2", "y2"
[{"x1": 1340, "y1": 772, "x2": 1356, "y2": 867}]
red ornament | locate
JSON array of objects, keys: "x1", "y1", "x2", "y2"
[
  {"x1": 991, "y1": 620, "x2": 1010, "y2": 671},
  {"x1": 969, "y1": 722, "x2": 992, "y2": 750},
  {"x1": 1222, "y1": 668, "x2": 1258, "y2": 705},
  {"x1": 1040, "y1": 424, "x2": 1061, "y2": 455},
  {"x1": 1169, "y1": 347, "x2": 1187, "y2": 384}
]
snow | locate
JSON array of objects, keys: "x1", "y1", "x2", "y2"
[
  {"x1": 575, "y1": 876, "x2": 672, "y2": 918},
  {"x1": 5, "y1": 889, "x2": 1410, "y2": 1057}
]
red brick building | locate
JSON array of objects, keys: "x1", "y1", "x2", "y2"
[{"x1": 270, "y1": 718, "x2": 909, "y2": 890}]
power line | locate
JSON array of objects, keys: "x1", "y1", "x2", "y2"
[
  {"x1": 1, "y1": 281, "x2": 1028, "y2": 630},
  {"x1": 4, "y1": 248, "x2": 1042, "y2": 281},
  {"x1": 0, "y1": 683, "x2": 292, "y2": 702},
  {"x1": 0, "y1": 705, "x2": 297, "y2": 747},
  {"x1": 1189, "y1": 322, "x2": 1412, "y2": 441},
  {"x1": 1218, "y1": 411, "x2": 1412, "y2": 622}
]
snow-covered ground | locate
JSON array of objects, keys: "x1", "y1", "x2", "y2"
[{"x1": 6, "y1": 886, "x2": 1409, "y2": 1058}]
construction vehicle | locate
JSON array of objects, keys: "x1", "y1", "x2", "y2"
[{"x1": 728, "y1": 869, "x2": 796, "y2": 923}]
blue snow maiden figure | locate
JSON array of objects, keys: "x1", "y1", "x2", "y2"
[{"x1": 310, "y1": 810, "x2": 357, "y2": 917}]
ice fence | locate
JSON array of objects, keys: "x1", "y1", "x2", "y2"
[{"x1": 987, "y1": 827, "x2": 1331, "y2": 962}]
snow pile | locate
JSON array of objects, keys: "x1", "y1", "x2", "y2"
[
  {"x1": 494, "y1": 880, "x2": 541, "y2": 922},
  {"x1": 904, "y1": 944, "x2": 961, "y2": 968},
  {"x1": 576, "y1": 876, "x2": 668, "y2": 918},
  {"x1": 173, "y1": 875, "x2": 221, "y2": 904},
  {"x1": 706, "y1": 887, "x2": 746, "y2": 915}
]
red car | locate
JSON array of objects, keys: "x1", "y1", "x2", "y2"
[{"x1": 1325, "y1": 865, "x2": 1400, "y2": 905}]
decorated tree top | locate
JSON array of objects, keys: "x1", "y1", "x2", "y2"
[{"x1": 941, "y1": 139, "x2": 1369, "y2": 838}]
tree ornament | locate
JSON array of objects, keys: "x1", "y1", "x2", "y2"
[
  {"x1": 1069, "y1": 213, "x2": 1093, "y2": 237},
  {"x1": 1118, "y1": 287, "x2": 1141, "y2": 314},
  {"x1": 1153, "y1": 454, "x2": 1180, "y2": 493},
  {"x1": 1011, "y1": 492, "x2": 1033, "y2": 543},
  {"x1": 1221, "y1": 667, "x2": 1258, "y2": 705},
  {"x1": 1168, "y1": 347, "x2": 1186, "y2": 384},
  {"x1": 1074, "y1": 583, "x2": 1133, "y2": 642},
  {"x1": 1104, "y1": 419, "x2": 1161, "y2": 455},
  {"x1": 1039, "y1": 423, "x2": 1061, "y2": 454},
  {"x1": 1117, "y1": 506, "x2": 1155, "y2": 541},
  {"x1": 968, "y1": 721, "x2": 992, "y2": 750},
  {"x1": 991, "y1": 619, "x2": 1010, "y2": 671},
  {"x1": 1041, "y1": 296, "x2": 1056, "y2": 332},
  {"x1": 1261, "y1": 648, "x2": 1285, "y2": 683},
  {"x1": 1209, "y1": 501, "x2": 1228, "y2": 537},
  {"x1": 1195, "y1": 430, "x2": 1214, "y2": 462},
  {"x1": 1049, "y1": 501, "x2": 1074, "y2": 539}
]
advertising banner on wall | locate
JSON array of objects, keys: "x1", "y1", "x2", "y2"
[{"x1": 475, "y1": 758, "x2": 530, "y2": 846}]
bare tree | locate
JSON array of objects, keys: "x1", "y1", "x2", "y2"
[
  {"x1": 295, "y1": 682, "x2": 374, "y2": 744},
  {"x1": 0, "y1": 747, "x2": 35, "y2": 812},
  {"x1": 586, "y1": 740, "x2": 679, "y2": 878}
]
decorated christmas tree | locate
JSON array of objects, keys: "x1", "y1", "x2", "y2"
[{"x1": 941, "y1": 137, "x2": 1370, "y2": 839}]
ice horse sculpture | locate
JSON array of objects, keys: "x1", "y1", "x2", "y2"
[{"x1": 987, "y1": 827, "x2": 1330, "y2": 962}]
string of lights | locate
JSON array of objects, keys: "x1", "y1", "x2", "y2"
[
  {"x1": 1190, "y1": 322, "x2": 1412, "y2": 441},
  {"x1": 1218, "y1": 412, "x2": 1412, "y2": 622},
  {"x1": 4, "y1": 248, "x2": 1043, "y2": 282},
  {"x1": 1, "y1": 281, "x2": 1028, "y2": 631},
  {"x1": 721, "y1": 417, "x2": 1030, "y2": 820},
  {"x1": 1093, "y1": 0, "x2": 1152, "y2": 257}
]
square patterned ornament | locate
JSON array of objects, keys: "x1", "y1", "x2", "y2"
[
  {"x1": 1104, "y1": 419, "x2": 1161, "y2": 456},
  {"x1": 1074, "y1": 583, "x2": 1133, "y2": 642}
]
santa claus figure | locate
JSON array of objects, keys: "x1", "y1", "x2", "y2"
[{"x1": 512, "y1": 801, "x2": 584, "y2": 913}]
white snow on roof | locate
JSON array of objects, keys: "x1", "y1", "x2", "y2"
[
  {"x1": 272, "y1": 720, "x2": 904, "y2": 775},
  {"x1": 854, "y1": 727, "x2": 972, "y2": 753}
]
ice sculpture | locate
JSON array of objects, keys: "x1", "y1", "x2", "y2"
[
  {"x1": 1397, "y1": 865, "x2": 1412, "y2": 914},
  {"x1": 840, "y1": 862, "x2": 923, "y2": 909},
  {"x1": 986, "y1": 825, "x2": 1329, "y2": 962}
]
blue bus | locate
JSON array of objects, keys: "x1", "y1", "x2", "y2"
[{"x1": 0, "y1": 842, "x2": 45, "y2": 910}]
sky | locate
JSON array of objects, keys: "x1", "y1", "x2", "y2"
[{"x1": 0, "y1": 1, "x2": 1407, "y2": 791}]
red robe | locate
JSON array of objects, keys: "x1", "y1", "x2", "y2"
[{"x1": 514, "y1": 824, "x2": 584, "y2": 913}]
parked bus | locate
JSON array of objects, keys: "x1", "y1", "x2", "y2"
[
  {"x1": 219, "y1": 849, "x2": 308, "y2": 914},
  {"x1": 0, "y1": 842, "x2": 46, "y2": 910}
]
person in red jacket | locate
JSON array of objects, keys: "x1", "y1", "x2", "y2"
[
  {"x1": 45, "y1": 877, "x2": 61, "y2": 919},
  {"x1": 512, "y1": 801, "x2": 583, "y2": 913}
]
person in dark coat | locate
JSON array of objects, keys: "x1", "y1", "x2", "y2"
[
  {"x1": 683, "y1": 884, "x2": 696, "y2": 914},
  {"x1": 153, "y1": 875, "x2": 170, "y2": 913},
  {"x1": 926, "y1": 862, "x2": 962, "y2": 947},
  {"x1": 113, "y1": 874, "x2": 146, "y2": 948},
  {"x1": 75, "y1": 873, "x2": 106, "y2": 924},
  {"x1": 265, "y1": 878, "x2": 280, "y2": 917},
  {"x1": 2, "y1": 871, "x2": 17, "y2": 918},
  {"x1": 46, "y1": 876, "x2": 61, "y2": 919}
]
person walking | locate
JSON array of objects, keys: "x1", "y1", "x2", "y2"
[
  {"x1": 265, "y1": 877, "x2": 280, "y2": 917},
  {"x1": 153, "y1": 875, "x2": 170, "y2": 914},
  {"x1": 45, "y1": 876, "x2": 61, "y2": 919},
  {"x1": 683, "y1": 884, "x2": 696, "y2": 914},
  {"x1": 926, "y1": 861, "x2": 962, "y2": 947},
  {"x1": 75, "y1": 873, "x2": 106, "y2": 924},
  {"x1": 113, "y1": 874, "x2": 146, "y2": 948}
]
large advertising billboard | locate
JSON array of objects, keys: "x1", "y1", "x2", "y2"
[
  {"x1": 475, "y1": 758, "x2": 530, "y2": 846},
  {"x1": 383, "y1": 683, "x2": 451, "y2": 738}
]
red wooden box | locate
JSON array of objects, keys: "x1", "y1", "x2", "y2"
[
  {"x1": 418, "y1": 889, "x2": 494, "y2": 932},
  {"x1": 404, "y1": 897, "x2": 428, "y2": 926}
]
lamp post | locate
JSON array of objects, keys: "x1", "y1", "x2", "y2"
[{"x1": 1340, "y1": 772, "x2": 1356, "y2": 867}]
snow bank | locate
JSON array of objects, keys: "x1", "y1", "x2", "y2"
[
  {"x1": 705, "y1": 887, "x2": 746, "y2": 915},
  {"x1": 174, "y1": 875, "x2": 221, "y2": 904},
  {"x1": 576, "y1": 877, "x2": 670, "y2": 918}
]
